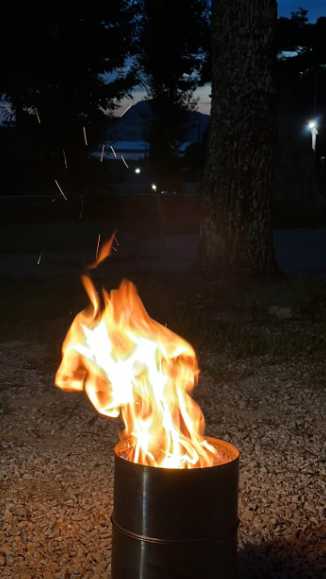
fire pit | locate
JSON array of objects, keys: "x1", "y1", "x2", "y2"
[
  {"x1": 54, "y1": 236, "x2": 240, "y2": 579},
  {"x1": 112, "y1": 438, "x2": 239, "y2": 579}
]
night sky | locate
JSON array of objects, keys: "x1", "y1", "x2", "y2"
[{"x1": 279, "y1": 0, "x2": 325, "y2": 21}]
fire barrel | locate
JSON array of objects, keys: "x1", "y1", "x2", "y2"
[{"x1": 111, "y1": 438, "x2": 240, "y2": 579}]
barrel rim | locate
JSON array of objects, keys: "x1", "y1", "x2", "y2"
[{"x1": 114, "y1": 437, "x2": 240, "y2": 472}]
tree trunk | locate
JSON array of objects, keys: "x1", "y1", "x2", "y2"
[{"x1": 200, "y1": 0, "x2": 277, "y2": 277}]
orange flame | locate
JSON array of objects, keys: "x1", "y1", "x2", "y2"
[
  {"x1": 55, "y1": 240, "x2": 220, "y2": 468},
  {"x1": 88, "y1": 232, "x2": 116, "y2": 270}
]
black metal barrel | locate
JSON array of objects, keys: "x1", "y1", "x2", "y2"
[{"x1": 111, "y1": 438, "x2": 240, "y2": 579}]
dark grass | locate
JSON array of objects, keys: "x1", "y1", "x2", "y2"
[
  {"x1": 1, "y1": 196, "x2": 326, "y2": 366},
  {"x1": 1, "y1": 193, "x2": 326, "y2": 235},
  {"x1": 0, "y1": 194, "x2": 201, "y2": 239},
  {"x1": 1, "y1": 266, "x2": 326, "y2": 367}
]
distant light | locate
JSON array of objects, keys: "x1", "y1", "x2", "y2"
[
  {"x1": 307, "y1": 119, "x2": 319, "y2": 151},
  {"x1": 151, "y1": 184, "x2": 157, "y2": 191},
  {"x1": 134, "y1": 167, "x2": 141, "y2": 174},
  {"x1": 308, "y1": 120, "x2": 318, "y2": 131}
]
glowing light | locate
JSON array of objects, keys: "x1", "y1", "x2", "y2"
[
  {"x1": 151, "y1": 184, "x2": 157, "y2": 191},
  {"x1": 135, "y1": 167, "x2": 141, "y2": 174},
  {"x1": 308, "y1": 120, "x2": 318, "y2": 131},
  {"x1": 307, "y1": 119, "x2": 319, "y2": 151}
]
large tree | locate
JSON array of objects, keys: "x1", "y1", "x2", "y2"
[{"x1": 200, "y1": 0, "x2": 277, "y2": 276}]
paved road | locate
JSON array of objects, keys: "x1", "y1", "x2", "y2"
[{"x1": 273, "y1": 229, "x2": 326, "y2": 274}]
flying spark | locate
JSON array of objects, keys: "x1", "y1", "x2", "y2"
[
  {"x1": 112, "y1": 233, "x2": 119, "y2": 253},
  {"x1": 35, "y1": 108, "x2": 41, "y2": 124},
  {"x1": 54, "y1": 179, "x2": 68, "y2": 201},
  {"x1": 96, "y1": 233, "x2": 101, "y2": 259},
  {"x1": 100, "y1": 144, "x2": 105, "y2": 163},
  {"x1": 62, "y1": 149, "x2": 68, "y2": 168},
  {"x1": 82, "y1": 126, "x2": 88, "y2": 146},
  {"x1": 37, "y1": 251, "x2": 43, "y2": 265},
  {"x1": 121, "y1": 155, "x2": 129, "y2": 169},
  {"x1": 110, "y1": 145, "x2": 117, "y2": 159}
]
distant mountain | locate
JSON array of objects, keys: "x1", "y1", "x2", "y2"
[{"x1": 105, "y1": 100, "x2": 209, "y2": 144}]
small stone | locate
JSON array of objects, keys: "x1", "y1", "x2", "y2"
[
  {"x1": 0, "y1": 544, "x2": 10, "y2": 556},
  {"x1": 268, "y1": 305, "x2": 293, "y2": 319},
  {"x1": 0, "y1": 553, "x2": 6, "y2": 566}
]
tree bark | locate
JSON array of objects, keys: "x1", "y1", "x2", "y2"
[{"x1": 200, "y1": 0, "x2": 277, "y2": 277}]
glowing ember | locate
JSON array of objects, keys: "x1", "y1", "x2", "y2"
[{"x1": 55, "y1": 236, "x2": 220, "y2": 468}]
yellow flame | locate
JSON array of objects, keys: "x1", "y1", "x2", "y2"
[{"x1": 55, "y1": 241, "x2": 220, "y2": 468}]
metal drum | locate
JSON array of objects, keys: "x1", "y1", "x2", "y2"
[{"x1": 111, "y1": 438, "x2": 240, "y2": 579}]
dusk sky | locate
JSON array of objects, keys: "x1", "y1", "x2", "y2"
[
  {"x1": 278, "y1": 0, "x2": 325, "y2": 21},
  {"x1": 119, "y1": 0, "x2": 326, "y2": 117}
]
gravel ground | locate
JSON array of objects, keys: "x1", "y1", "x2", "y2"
[{"x1": 0, "y1": 338, "x2": 325, "y2": 578}]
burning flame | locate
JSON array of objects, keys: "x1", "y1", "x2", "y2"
[{"x1": 55, "y1": 237, "x2": 220, "y2": 468}]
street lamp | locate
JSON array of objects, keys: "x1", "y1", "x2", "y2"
[{"x1": 307, "y1": 119, "x2": 318, "y2": 151}]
